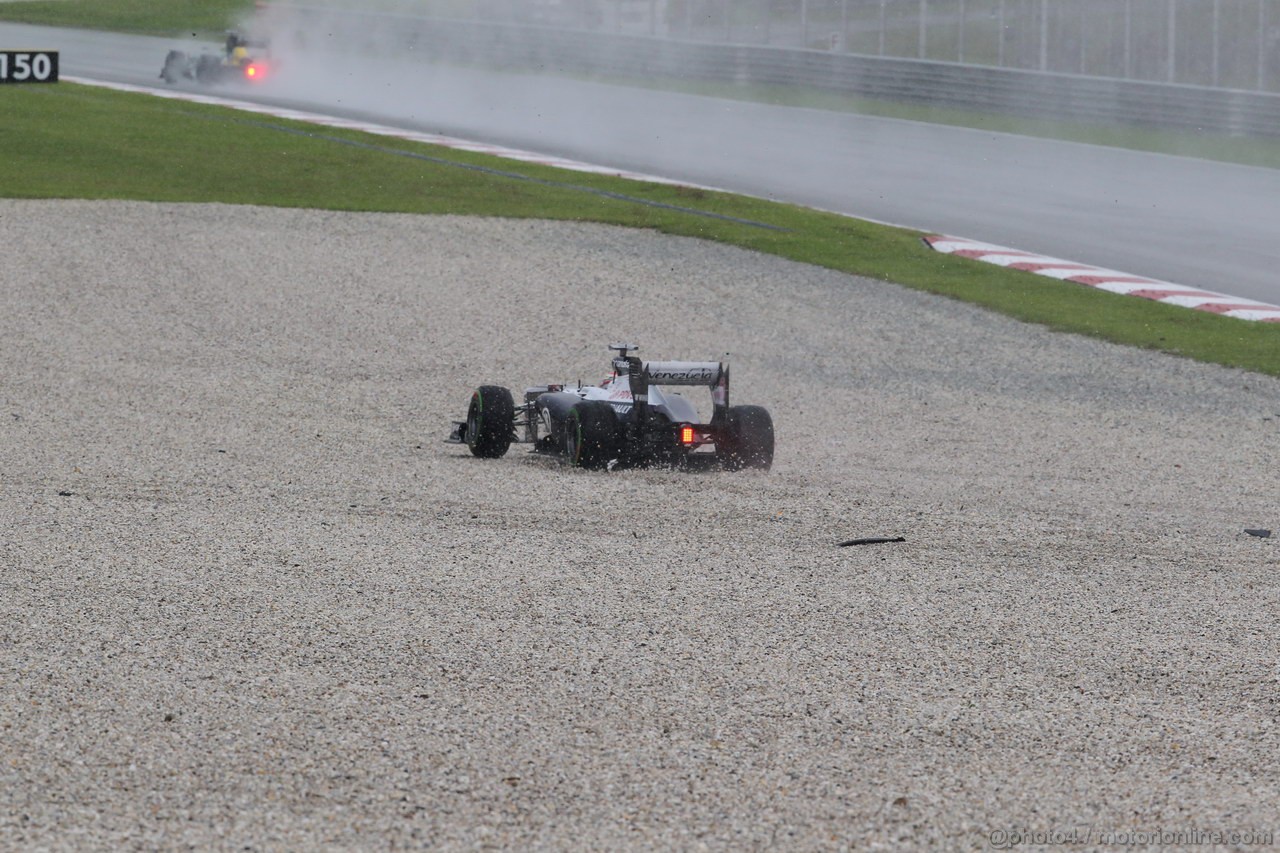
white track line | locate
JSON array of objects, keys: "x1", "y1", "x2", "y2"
[{"x1": 66, "y1": 76, "x2": 1280, "y2": 323}]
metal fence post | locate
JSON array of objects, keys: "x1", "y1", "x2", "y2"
[
  {"x1": 1078, "y1": 0, "x2": 1086, "y2": 75},
  {"x1": 997, "y1": 0, "x2": 1005, "y2": 67},
  {"x1": 879, "y1": 0, "x2": 887, "y2": 56},
  {"x1": 1123, "y1": 0, "x2": 1132, "y2": 79},
  {"x1": 1259, "y1": 0, "x2": 1268, "y2": 91},
  {"x1": 801, "y1": 0, "x2": 808, "y2": 47},
  {"x1": 1039, "y1": 0, "x2": 1048, "y2": 71},
  {"x1": 958, "y1": 0, "x2": 966, "y2": 63},
  {"x1": 1211, "y1": 0, "x2": 1220, "y2": 87},
  {"x1": 920, "y1": 0, "x2": 928, "y2": 59},
  {"x1": 1167, "y1": 0, "x2": 1176, "y2": 82}
]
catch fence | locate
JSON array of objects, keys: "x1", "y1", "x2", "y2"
[
  {"x1": 260, "y1": 2, "x2": 1280, "y2": 134},
  {"x1": 436, "y1": 0, "x2": 1280, "y2": 92}
]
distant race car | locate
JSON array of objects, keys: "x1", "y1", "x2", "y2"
[
  {"x1": 160, "y1": 32, "x2": 272, "y2": 85},
  {"x1": 447, "y1": 344, "x2": 774, "y2": 471}
]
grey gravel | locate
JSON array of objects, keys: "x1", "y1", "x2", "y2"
[{"x1": 2, "y1": 199, "x2": 1278, "y2": 850}]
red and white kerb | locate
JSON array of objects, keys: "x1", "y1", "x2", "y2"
[{"x1": 925, "y1": 235, "x2": 1280, "y2": 323}]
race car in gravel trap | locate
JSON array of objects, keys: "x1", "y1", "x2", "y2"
[
  {"x1": 448, "y1": 344, "x2": 774, "y2": 471},
  {"x1": 160, "y1": 31, "x2": 272, "y2": 86}
]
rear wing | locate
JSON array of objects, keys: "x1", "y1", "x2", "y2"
[
  {"x1": 612, "y1": 355, "x2": 730, "y2": 422},
  {"x1": 643, "y1": 361, "x2": 722, "y2": 387}
]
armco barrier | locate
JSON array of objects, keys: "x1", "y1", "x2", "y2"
[{"x1": 263, "y1": 5, "x2": 1280, "y2": 137}]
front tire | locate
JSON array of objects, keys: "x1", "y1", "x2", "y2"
[
  {"x1": 563, "y1": 401, "x2": 617, "y2": 470},
  {"x1": 465, "y1": 385, "x2": 514, "y2": 458},
  {"x1": 720, "y1": 405, "x2": 774, "y2": 471}
]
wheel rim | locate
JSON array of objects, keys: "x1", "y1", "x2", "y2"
[
  {"x1": 565, "y1": 416, "x2": 580, "y2": 464},
  {"x1": 465, "y1": 393, "x2": 481, "y2": 446}
]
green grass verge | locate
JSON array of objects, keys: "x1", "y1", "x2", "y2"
[
  {"x1": 3, "y1": 82, "x2": 1278, "y2": 376},
  {"x1": 0, "y1": 0, "x2": 254, "y2": 36}
]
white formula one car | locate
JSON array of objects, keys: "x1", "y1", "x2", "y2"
[{"x1": 448, "y1": 344, "x2": 774, "y2": 471}]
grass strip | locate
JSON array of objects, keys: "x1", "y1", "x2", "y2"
[
  {"x1": 229, "y1": 116, "x2": 786, "y2": 231},
  {"x1": 0, "y1": 0, "x2": 254, "y2": 36},
  {"x1": 3, "y1": 82, "x2": 1278, "y2": 376}
]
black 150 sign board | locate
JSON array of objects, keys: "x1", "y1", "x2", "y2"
[{"x1": 0, "y1": 51, "x2": 59, "y2": 83}]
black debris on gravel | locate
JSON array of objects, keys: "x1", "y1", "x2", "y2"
[{"x1": 837, "y1": 536, "x2": 906, "y2": 547}]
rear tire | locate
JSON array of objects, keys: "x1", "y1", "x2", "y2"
[
  {"x1": 194, "y1": 54, "x2": 220, "y2": 84},
  {"x1": 563, "y1": 401, "x2": 617, "y2": 470},
  {"x1": 161, "y1": 50, "x2": 184, "y2": 84},
  {"x1": 465, "y1": 385, "x2": 514, "y2": 458},
  {"x1": 720, "y1": 405, "x2": 774, "y2": 471}
]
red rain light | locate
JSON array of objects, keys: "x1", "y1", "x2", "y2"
[
  {"x1": 681, "y1": 426, "x2": 695, "y2": 445},
  {"x1": 244, "y1": 63, "x2": 265, "y2": 81}
]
